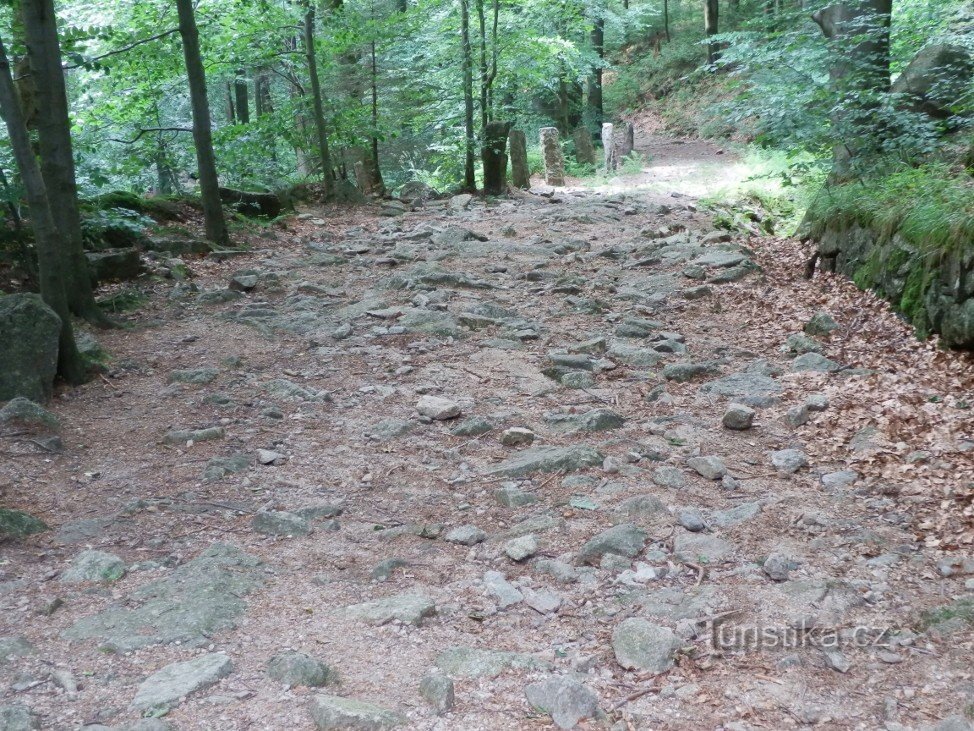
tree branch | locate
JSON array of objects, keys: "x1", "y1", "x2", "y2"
[
  {"x1": 108, "y1": 127, "x2": 192, "y2": 144},
  {"x1": 64, "y1": 28, "x2": 181, "y2": 69}
]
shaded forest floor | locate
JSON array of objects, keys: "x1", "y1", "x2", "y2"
[{"x1": 1, "y1": 125, "x2": 973, "y2": 731}]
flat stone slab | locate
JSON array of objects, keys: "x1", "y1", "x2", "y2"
[
  {"x1": 309, "y1": 695, "x2": 406, "y2": 730},
  {"x1": 435, "y1": 647, "x2": 550, "y2": 678},
  {"x1": 700, "y1": 372, "x2": 783, "y2": 407},
  {"x1": 130, "y1": 652, "x2": 233, "y2": 714},
  {"x1": 63, "y1": 543, "x2": 263, "y2": 652},
  {"x1": 344, "y1": 593, "x2": 436, "y2": 626},
  {"x1": 488, "y1": 445, "x2": 603, "y2": 477}
]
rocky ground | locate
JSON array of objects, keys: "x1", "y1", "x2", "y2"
[{"x1": 1, "y1": 133, "x2": 973, "y2": 731}]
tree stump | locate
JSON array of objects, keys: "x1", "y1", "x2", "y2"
[
  {"x1": 508, "y1": 129, "x2": 530, "y2": 189},
  {"x1": 572, "y1": 127, "x2": 596, "y2": 165},
  {"x1": 482, "y1": 121, "x2": 513, "y2": 195},
  {"x1": 601, "y1": 123, "x2": 616, "y2": 171},
  {"x1": 539, "y1": 127, "x2": 565, "y2": 186}
]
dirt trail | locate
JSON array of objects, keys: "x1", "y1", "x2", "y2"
[{"x1": 1, "y1": 129, "x2": 973, "y2": 731}]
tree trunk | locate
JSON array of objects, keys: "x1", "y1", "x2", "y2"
[
  {"x1": 663, "y1": 0, "x2": 670, "y2": 42},
  {"x1": 20, "y1": 0, "x2": 105, "y2": 324},
  {"x1": 460, "y1": 0, "x2": 476, "y2": 192},
  {"x1": 589, "y1": 13, "x2": 604, "y2": 129},
  {"x1": 303, "y1": 2, "x2": 334, "y2": 197},
  {"x1": 476, "y1": 0, "x2": 489, "y2": 129},
  {"x1": 255, "y1": 69, "x2": 272, "y2": 116},
  {"x1": 225, "y1": 80, "x2": 235, "y2": 122},
  {"x1": 234, "y1": 69, "x2": 250, "y2": 123},
  {"x1": 482, "y1": 120, "x2": 512, "y2": 195},
  {"x1": 176, "y1": 0, "x2": 229, "y2": 246},
  {"x1": 369, "y1": 39, "x2": 385, "y2": 196},
  {"x1": 704, "y1": 0, "x2": 719, "y2": 65},
  {"x1": 0, "y1": 32, "x2": 84, "y2": 385},
  {"x1": 508, "y1": 128, "x2": 530, "y2": 189}
]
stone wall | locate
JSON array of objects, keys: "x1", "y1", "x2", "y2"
[{"x1": 815, "y1": 223, "x2": 974, "y2": 349}]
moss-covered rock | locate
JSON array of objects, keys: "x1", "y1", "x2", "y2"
[{"x1": 0, "y1": 509, "x2": 48, "y2": 538}]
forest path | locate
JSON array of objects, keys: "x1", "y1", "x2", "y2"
[{"x1": 1, "y1": 127, "x2": 973, "y2": 731}]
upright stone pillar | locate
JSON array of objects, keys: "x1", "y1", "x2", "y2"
[
  {"x1": 601, "y1": 123, "x2": 615, "y2": 171},
  {"x1": 618, "y1": 122, "x2": 635, "y2": 163},
  {"x1": 482, "y1": 121, "x2": 513, "y2": 195},
  {"x1": 572, "y1": 127, "x2": 596, "y2": 165},
  {"x1": 508, "y1": 128, "x2": 530, "y2": 189},
  {"x1": 539, "y1": 127, "x2": 565, "y2": 187}
]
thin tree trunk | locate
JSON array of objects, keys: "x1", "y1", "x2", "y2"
[
  {"x1": 176, "y1": 0, "x2": 229, "y2": 246},
  {"x1": 476, "y1": 0, "x2": 488, "y2": 130},
  {"x1": 234, "y1": 69, "x2": 250, "y2": 123},
  {"x1": 303, "y1": 2, "x2": 334, "y2": 197},
  {"x1": 0, "y1": 32, "x2": 84, "y2": 385},
  {"x1": 664, "y1": 0, "x2": 670, "y2": 41},
  {"x1": 460, "y1": 0, "x2": 476, "y2": 191},
  {"x1": 369, "y1": 37, "x2": 385, "y2": 196},
  {"x1": 21, "y1": 0, "x2": 105, "y2": 325},
  {"x1": 589, "y1": 12, "x2": 604, "y2": 129},
  {"x1": 704, "y1": 0, "x2": 719, "y2": 65},
  {"x1": 225, "y1": 80, "x2": 235, "y2": 122}
]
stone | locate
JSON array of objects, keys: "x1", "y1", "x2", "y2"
[
  {"x1": 822, "y1": 647, "x2": 852, "y2": 673},
  {"x1": 267, "y1": 651, "x2": 333, "y2": 687},
  {"x1": 0, "y1": 293, "x2": 61, "y2": 402},
  {"x1": 936, "y1": 556, "x2": 974, "y2": 578},
  {"x1": 791, "y1": 352, "x2": 843, "y2": 372},
  {"x1": 489, "y1": 445, "x2": 603, "y2": 477},
  {"x1": 806, "y1": 394, "x2": 829, "y2": 411},
  {"x1": 61, "y1": 550, "x2": 126, "y2": 583},
  {"x1": 308, "y1": 695, "x2": 406, "y2": 730},
  {"x1": 891, "y1": 44, "x2": 974, "y2": 118},
  {"x1": 436, "y1": 647, "x2": 549, "y2": 678},
  {"x1": 540, "y1": 127, "x2": 566, "y2": 186},
  {"x1": 0, "y1": 510, "x2": 47, "y2": 539},
  {"x1": 0, "y1": 706, "x2": 39, "y2": 731},
  {"x1": 612, "y1": 618, "x2": 681, "y2": 672},
  {"x1": 501, "y1": 427, "x2": 535, "y2": 447},
  {"x1": 545, "y1": 408, "x2": 624, "y2": 433},
  {"x1": 560, "y1": 371, "x2": 595, "y2": 389},
  {"x1": 445, "y1": 524, "x2": 487, "y2": 545},
  {"x1": 770, "y1": 449, "x2": 808, "y2": 474},
  {"x1": 203, "y1": 453, "x2": 251, "y2": 480},
  {"x1": 722, "y1": 403, "x2": 755, "y2": 431},
  {"x1": 673, "y1": 532, "x2": 733, "y2": 564},
  {"x1": 419, "y1": 673, "x2": 455, "y2": 715},
  {"x1": 524, "y1": 675, "x2": 599, "y2": 730},
  {"x1": 686, "y1": 456, "x2": 727, "y2": 480},
  {"x1": 662, "y1": 361, "x2": 719, "y2": 382},
  {"x1": 371, "y1": 558, "x2": 409, "y2": 582},
  {"x1": 822, "y1": 470, "x2": 858, "y2": 488},
  {"x1": 786, "y1": 333, "x2": 823, "y2": 354},
  {"x1": 130, "y1": 652, "x2": 233, "y2": 714},
  {"x1": 578, "y1": 523, "x2": 648, "y2": 565},
  {"x1": 0, "y1": 398, "x2": 59, "y2": 431},
  {"x1": 0, "y1": 637, "x2": 33, "y2": 665},
  {"x1": 677, "y1": 508, "x2": 706, "y2": 532},
  {"x1": 450, "y1": 417, "x2": 492, "y2": 436},
  {"x1": 162, "y1": 426, "x2": 225, "y2": 445},
  {"x1": 398, "y1": 180, "x2": 436, "y2": 202},
  {"x1": 505, "y1": 534, "x2": 538, "y2": 561},
  {"x1": 804, "y1": 311, "x2": 839, "y2": 336},
  {"x1": 63, "y1": 543, "x2": 263, "y2": 652},
  {"x1": 786, "y1": 405, "x2": 810, "y2": 427},
  {"x1": 763, "y1": 552, "x2": 791, "y2": 581},
  {"x1": 652, "y1": 466, "x2": 685, "y2": 489},
  {"x1": 509, "y1": 129, "x2": 530, "y2": 189},
  {"x1": 257, "y1": 449, "x2": 285, "y2": 465},
  {"x1": 168, "y1": 367, "x2": 219, "y2": 385},
  {"x1": 702, "y1": 372, "x2": 782, "y2": 407},
  {"x1": 344, "y1": 593, "x2": 435, "y2": 626},
  {"x1": 483, "y1": 571, "x2": 524, "y2": 608},
  {"x1": 615, "y1": 495, "x2": 667, "y2": 524},
  {"x1": 229, "y1": 273, "x2": 259, "y2": 292},
  {"x1": 494, "y1": 485, "x2": 537, "y2": 507},
  {"x1": 416, "y1": 395, "x2": 461, "y2": 420},
  {"x1": 523, "y1": 587, "x2": 562, "y2": 614},
  {"x1": 252, "y1": 510, "x2": 311, "y2": 537}
]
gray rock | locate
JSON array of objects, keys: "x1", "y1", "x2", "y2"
[
  {"x1": 578, "y1": 523, "x2": 648, "y2": 565},
  {"x1": 371, "y1": 558, "x2": 409, "y2": 582},
  {"x1": 483, "y1": 571, "x2": 524, "y2": 608},
  {"x1": 673, "y1": 532, "x2": 733, "y2": 563},
  {"x1": 928, "y1": 715, "x2": 974, "y2": 731},
  {"x1": 162, "y1": 426, "x2": 225, "y2": 445},
  {"x1": 523, "y1": 587, "x2": 562, "y2": 614},
  {"x1": 804, "y1": 311, "x2": 839, "y2": 336},
  {"x1": 168, "y1": 367, "x2": 219, "y2": 385},
  {"x1": 785, "y1": 405, "x2": 810, "y2": 427},
  {"x1": 524, "y1": 676, "x2": 599, "y2": 729},
  {"x1": 651, "y1": 466, "x2": 685, "y2": 489},
  {"x1": 450, "y1": 417, "x2": 492, "y2": 436},
  {"x1": 676, "y1": 508, "x2": 706, "y2": 532},
  {"x1": 202, "y1": 453, "x2": 251, "y2": 480},
  {"x1": 763, "y1": 552, "x2": 791, "y2": 581},
  {"x1": 419, "y1": 673, "x2": 455, "y2": 715},
  {"x1": 560, "y1": 371, "x2": 595, "y2": 389},
  {"x1": 435, "y1": 647, "x2": 549, "y2": 678},
  {"x1": 445, "y1": 524, "x2": 487, "y2": 545},
  {"x1": 612, "y1": 618, "x2": 681, "y2": 672},
  {"x1": 63, "y1": 543, "x2": 263, "y2": 651},
  {"x1": 366, "y1": 419, "x2": 414, "y2": 441},
  {"x1": 821, "y1": 470, "x2": 858, "y2": 488},
  {"x1": 805, "y1": 394, "x2": 829, "y2": 412},
  {"x1": 252, "y1": 510, "x2": 311, "y2": 537},
  {"x1": 0, "y1": 705, "x2": 39, "y2": 731},
  {"x1": 0, "y1": 294, "x2": 61, "y2": 403},
  {"x1": 686, "y1": 456, "x2": 727, "y2": 480},
  {"x1": 344, "y1": 593, "x2": 435, "y2": 626},
  {"x1": 544, "y1": 408, "x2": 624, "y2": 433},
  {"x1": 494, "y1": 485, "x2": 537, "y2": 507},
  {"x1": 308, "y1": 695, "x2": 406, "y2": 730},
  {"x1": 61, "y1": 550, "x2": 126, "y2": 583},
  {"x1": 786, "y1": 333, "x2": 823, "y2": 354},
  {"x1": 0, "y1": 510, "x2": 47, "y2": 539},
  {"x1": 701, "y1": 372, "x2": 782, "y2": 407},
  {"x1": 505, "y1": 534, "x2": 538, "y2": 561},
  {"x1": 0, "y1": 398, "x2": 59, "y2": 431},
  {"x1": 489, "y1": 445, "x2": 603, "y2": 477},
  {"x1": 266, "y1": 651, "x2": 333, "y2": 687},
  {"x1": 130, "y1": 652, "x2": 233, "y2": 714},
  {"x1": 722, "y1": 403, "x2": 755, "y2": 431},
  {"x1": 822, "y1": 646, "x2": 851, "y2": 673},
  {"x1": 416, "y1": 395, "x2": 461, "y2": 420},
  {"x1": 791, "y1": 352, "x2": 842, "y2": 372},
  {"x1": 708, "y1": 501, "x2": 762, "y2": 527},
  {"x1": 501, "y1": 427, "x2": 535, "y2": 446},
  {"x1": 0, "y1": 637, "x2": 33, "y2": 665},
  {"x1": 615, "y1": 495, "x2": 668, "y2": 525},
  {"x1": 662, "y1": 361, "x2": 719, "y2": 383},
  {"x1": 265, "y1": 378, "x2": 327, "y2": 401},
  {"x1": 770, "y1": 449, "x2": 808, "y2": 474}
]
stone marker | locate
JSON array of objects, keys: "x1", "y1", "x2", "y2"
[{"x1": 540, "y1": 127, "x2": 565, "y2": 186}]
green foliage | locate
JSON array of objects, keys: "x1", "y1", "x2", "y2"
[
  {"x1": 81, "y1": 207, "x2": 153, "y2": 250},
  {"x1": 97, "y1": 287, "x2": 148, "y2": 314}
]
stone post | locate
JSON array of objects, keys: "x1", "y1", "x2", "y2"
[
  {"x1": 508, "y1": 128, "x2": 530, "y2": 189},
  {"x1": 539, "y1": 126, "x2": 565, "y2": 186}
]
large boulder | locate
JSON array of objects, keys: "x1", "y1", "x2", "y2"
[
  {"x1": 86, "y1": 248, "x2": 143, "y2": 283},
  {"x1": 891, "y1": 44, "x2": 974, "y2": 118},
  {"x1": 0, "y1": 293, "x2": 61, "y2": 402}
]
